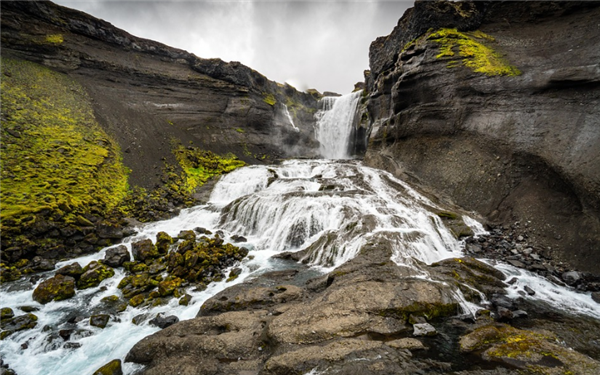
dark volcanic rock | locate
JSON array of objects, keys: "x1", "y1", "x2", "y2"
[
  {"x1": 32, "y1": 274, "x2": 76, "y2": 304},
  {"x1": 103, "y1": 245, "x2": 130, "y2": 267},
  {"x1": 364, "y1": 0, "x2": 600, "y2": 273},
  {"x1": 149, "y1": 314, "x2": 179, "y2": 329}
]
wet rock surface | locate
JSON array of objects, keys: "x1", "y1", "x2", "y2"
[{"x1": 126, "y1": 237, "x2": 600, "y2": 374}]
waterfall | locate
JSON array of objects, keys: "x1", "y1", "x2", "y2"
[
  {"x1": 315, "y1": 91, "x2": 362, "y2": 159},
  {"x1": 3, "y1": 144, "x2": 600, "y2": 375}
]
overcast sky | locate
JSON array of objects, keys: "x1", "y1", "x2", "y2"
[{"x1": 53, "y1": 0, "x2": 411, "y2": 94}]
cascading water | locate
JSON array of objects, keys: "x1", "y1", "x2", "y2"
[
  {"x1": 314, "y1": 91, "x2": 362, "y2": 159},
  {"x1": 2, "y1": 91, "x2": 599, "y2": 375}
]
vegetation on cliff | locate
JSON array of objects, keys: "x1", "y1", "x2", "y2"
[{"x1": 429, "y1": 28, "x2": 521, "y2": 76}]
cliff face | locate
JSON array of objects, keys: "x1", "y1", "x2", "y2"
[
  {"x1": 1, "y1": 0, "x2": 319, "y2": 190},
  {"x1": 0, "y1": 0, "x2": 319, "y2": 275},
  {"x1": 364, "y1": 1, "x2": 600, "y2": 272}
]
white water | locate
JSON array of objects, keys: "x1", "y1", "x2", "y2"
[
  {"x1": 2, "y1": 92, "x2": 599, "y2": 374},
  {"x1": 283, "y1": 104, "x2": 300, "y2": 132},
  {"x1": 315, "y1": 91, "x2": 362, "y2": 159}
]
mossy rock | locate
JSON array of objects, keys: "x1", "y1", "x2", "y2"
[
  {"x1": 431, "y1": 257, "x2": 507, "y2": 299},
  {"x1": 55, "y1": 262, "x2": 83, "y2": 278},
  {"x1": 178, "y1": 294, "x2": 192, "y2": 306},
  {"x1": 90, "y1": 314, "x2": 110, "y2": 329},
  {"x1": 77, "y1": 261, "x2": 115, "y2": 289},
  {"x1": 0, "y1": 263, "x2": 22, "y2": 283},
  {"x1": 460, "y1": 324, "x2": 600, "y2": 374},
  {"x1": 158, "y1": 277, "x2": 183, "y2": 297},
  {"x1": 155, "y1": 231, "x2": 173, "y2": 254},
  {"x1": 131, "y1": 239, "x2": 160, "y2": 262},
  {"x1": 0, "y1": 313, "x2": 38, "y2": 340},
  {"x1": 1, "y1": 307, "x2": 15, "y2": 320},
  {"x1": 129, "y1": 294, "x2": 145, "y2": 307},
  {"x1": 32, "y1": 274, "x2": 76, "y2": 304},
  {"x1": 92, "y1": 359, "x2": 123, "y2": 375}
]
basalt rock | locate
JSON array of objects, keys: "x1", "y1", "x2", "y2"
[
  {"x1": 103, "y1": 245, "x2": 131, "y2": 267},
  {"x1": 32, "y1": 274, "x2": 76, "y2": 304},
  {"x1": 364, "y1": 0, "x2": 600, "y2": 274}
]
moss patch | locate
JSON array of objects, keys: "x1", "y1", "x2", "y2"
[
  {"x1": 44, "y1": 34, "x2": 64, "y2": 45},
  {"x1": 428, "y1": 28, "x2": 521, "y2": 76},
  {"x1": 262, "y1": 93, "x2": 277, "y2": 106},
  {"x1": 1, "y1": 57, "x2": 128, "y2": 221},
  {"x1": 172, "y1": 142, "x2": 245, "y2": 194}
]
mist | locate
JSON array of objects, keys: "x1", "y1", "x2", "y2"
[{"x1": 53, "y1": 0, "x2": 411, "y2": 94}]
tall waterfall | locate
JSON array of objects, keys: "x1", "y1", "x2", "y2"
[{"x1": 315, "y1": 91, "x2": 362, "y2": 159}]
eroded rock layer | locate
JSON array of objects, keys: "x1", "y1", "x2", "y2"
[{"x1": 364, "y1": 1, "x2": 600, "y2": 272}]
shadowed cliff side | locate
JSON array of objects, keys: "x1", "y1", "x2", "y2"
[
  {"x1": 363, "y1": 0, "x2": 600, "y2": 273},
  {"x1": 1, "y1": 0, "x2": 319, "y2": 189},
  {"x1": 0, "y1": 0, "x2": 319, "y2": 278}
]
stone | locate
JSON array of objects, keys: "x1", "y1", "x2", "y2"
[
  {"x1": 32, "y1": 274, "x2": 76, "y2": 304},
  {"x1": 230, "y1": 235, "x2": 247, "y2": 243},
  {"x1": 149, "y1": 314, "x2": 179, "y2": 329},
  {"x1": 562, "y1": 271, "x2": 581, "y2": 285},
  {"x1": 178, "y1": 294, "x2": 192, "y2": 306},
  {"x1": 413, "y1": 322, "x2": 437, "y2": 337},
  {"x1": 507, "y1": 259, "x2": 525, "y2": 268},
  {"x1": 77, "y1": 261, "x2": 115, "y2": 289},
  {"x1": 131, "y1": 239, "x2": 159, "y2": 262},
  {"x1": 92, "y1": 359, "x2": 123, "y2": 375},
  {"x1": 386, "y1": 338, "x2": 427, "y2": 350},
  {"x1": 103, "y1": 245, "x2": 130, "y2": 267},
  {"x1": 496, "y1": 306, "x2": 513, "y2": 321},
  {"x1": 55, "y1": 262, "x2": 83, "y2": 278},
  {"x1": 523, "y1": 285, "x2": 536, "y2": 296},
  {"x1": 0, "y1": 313, "x2": 38, "y2": 339},
  {"x1": 155, "y1": 232, "x2": 173, "y2": 254},
  {"x1": 0, "y1": 308, "x2": 14, "y2": 320},
  {"x1": 591, "y1": 292, "x2": 600, "y2": 304},
  {"x1": 90, "y1": 314, "x2": 110, "y2": 329}
]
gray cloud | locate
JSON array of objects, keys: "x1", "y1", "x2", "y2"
[{"x1": 54, "y1": 0, "x2": 411, "y2": 93}]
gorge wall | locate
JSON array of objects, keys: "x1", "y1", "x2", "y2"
[
  {"x1": 364, "y1": 0, "x2": 600, "y2": 273},
  {"x1": 0, "y1": 0, "x2": 319, "y2": 276},
  {"x1": 1, "y1": 0, "x2": 320, "y2": 189}
]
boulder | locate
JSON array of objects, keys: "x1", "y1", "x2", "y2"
[
  {"x1": 460, "y1": 324, "x2": 600, "y2": 374},
  {"x1": 55, "y1": 262, "x2": 83, "y2": 278},
  {"x1": 77, "y1": 261, "x2": 115, "y2": 289},
  {"x1": 103, "y1": 245, "x2": 130, "y2": 267},
  {"x1": 0, "y1": 313, "x2": 38, "y2": 340},
  {"x1": 155, "y1": 232, "x2": 173, "y2": 254},
  {"x1": 32, "y1": 274, "x2": 76, "y2": 304},
  {"x1": 131, "y1": 239, "x2": 159, "y2": 262},
  {"x1": 90, "y1": 314, "x2": 110, "y2": 329},
  {"x1": 149, "y1": 314, "x2": 179, "y2": 329},
  {"x1": 92, "y1": 359, "x2": 123, "y2": 375},
  {"x1": 413, "y1": 322, "x2": 437, "y2": 337}
]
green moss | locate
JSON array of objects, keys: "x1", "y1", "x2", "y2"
[
  {"x1": 235, "y1": 128, "x2": 245, "y2": 133},
  {"x1": 262, "y1": 93, "x2": 277, "y2": 106},
  {"x1": 92, "y1": 359, "x2": 122, "y2": 375},
  {"x1": 44, "y1": 34, "x2": 64, "y2": 45},
  {"x1": 428, "y1": 28, "x2": 521, "y2": 76},
  {"x1": 0, "y1": 57, "x2": 128, "y2": 249},
  {"x1": 77, "y1": 261, "x2": 115, "y2": 289},
  {"x1": 172, "y1": 143, "x2": 245, "y2": 194}
]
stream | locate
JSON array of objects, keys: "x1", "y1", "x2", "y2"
[{"x1": 1, "y1": 92, "x2": 598, "y2": 375}]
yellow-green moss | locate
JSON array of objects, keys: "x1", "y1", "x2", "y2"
[
  {"x1": 262, "y1": 93, "x2": 277, "y2": 106},
  {"x1": 172, "y1": 143, "x2": 245, "y2": 194},
  {"x1": 428, "y1": 28, "x2": 521, "y2": 76},
  {"x1": 235, "y1": 127, "x2": 245, "y2": 133},
  {"x1": 0, "y1": 57, "x2": 128, "y2": 228},
  {"x1": 44, "y1": 34, "x2": 64, "y2": 45}
]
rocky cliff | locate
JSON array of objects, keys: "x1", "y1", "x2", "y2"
[
  {"x1": 364, "y1": 0, "x2": 600, "y2": 273},
  {"x1": 0, "y1": 0, "x2": 319, "y2": 278}
]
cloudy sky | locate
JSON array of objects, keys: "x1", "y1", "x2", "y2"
[{"x1": 53, "y1": 0, "x2": 411, "y2": 94}]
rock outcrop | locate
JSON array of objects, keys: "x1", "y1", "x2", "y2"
[
  {"x1": 363, "y1": 0, "x2": 600, "y2": 273},
  {"x1": 0, "y1": 0, "x2": 320, "y2": 276}
]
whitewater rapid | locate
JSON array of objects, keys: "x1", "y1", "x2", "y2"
[{"x1": 2, "y1": 91, "x2": 599, "y2": 375}]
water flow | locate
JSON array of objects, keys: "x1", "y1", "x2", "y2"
[{"x1": 315, "y1": 91, "x2": 362, "y2": 159}]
